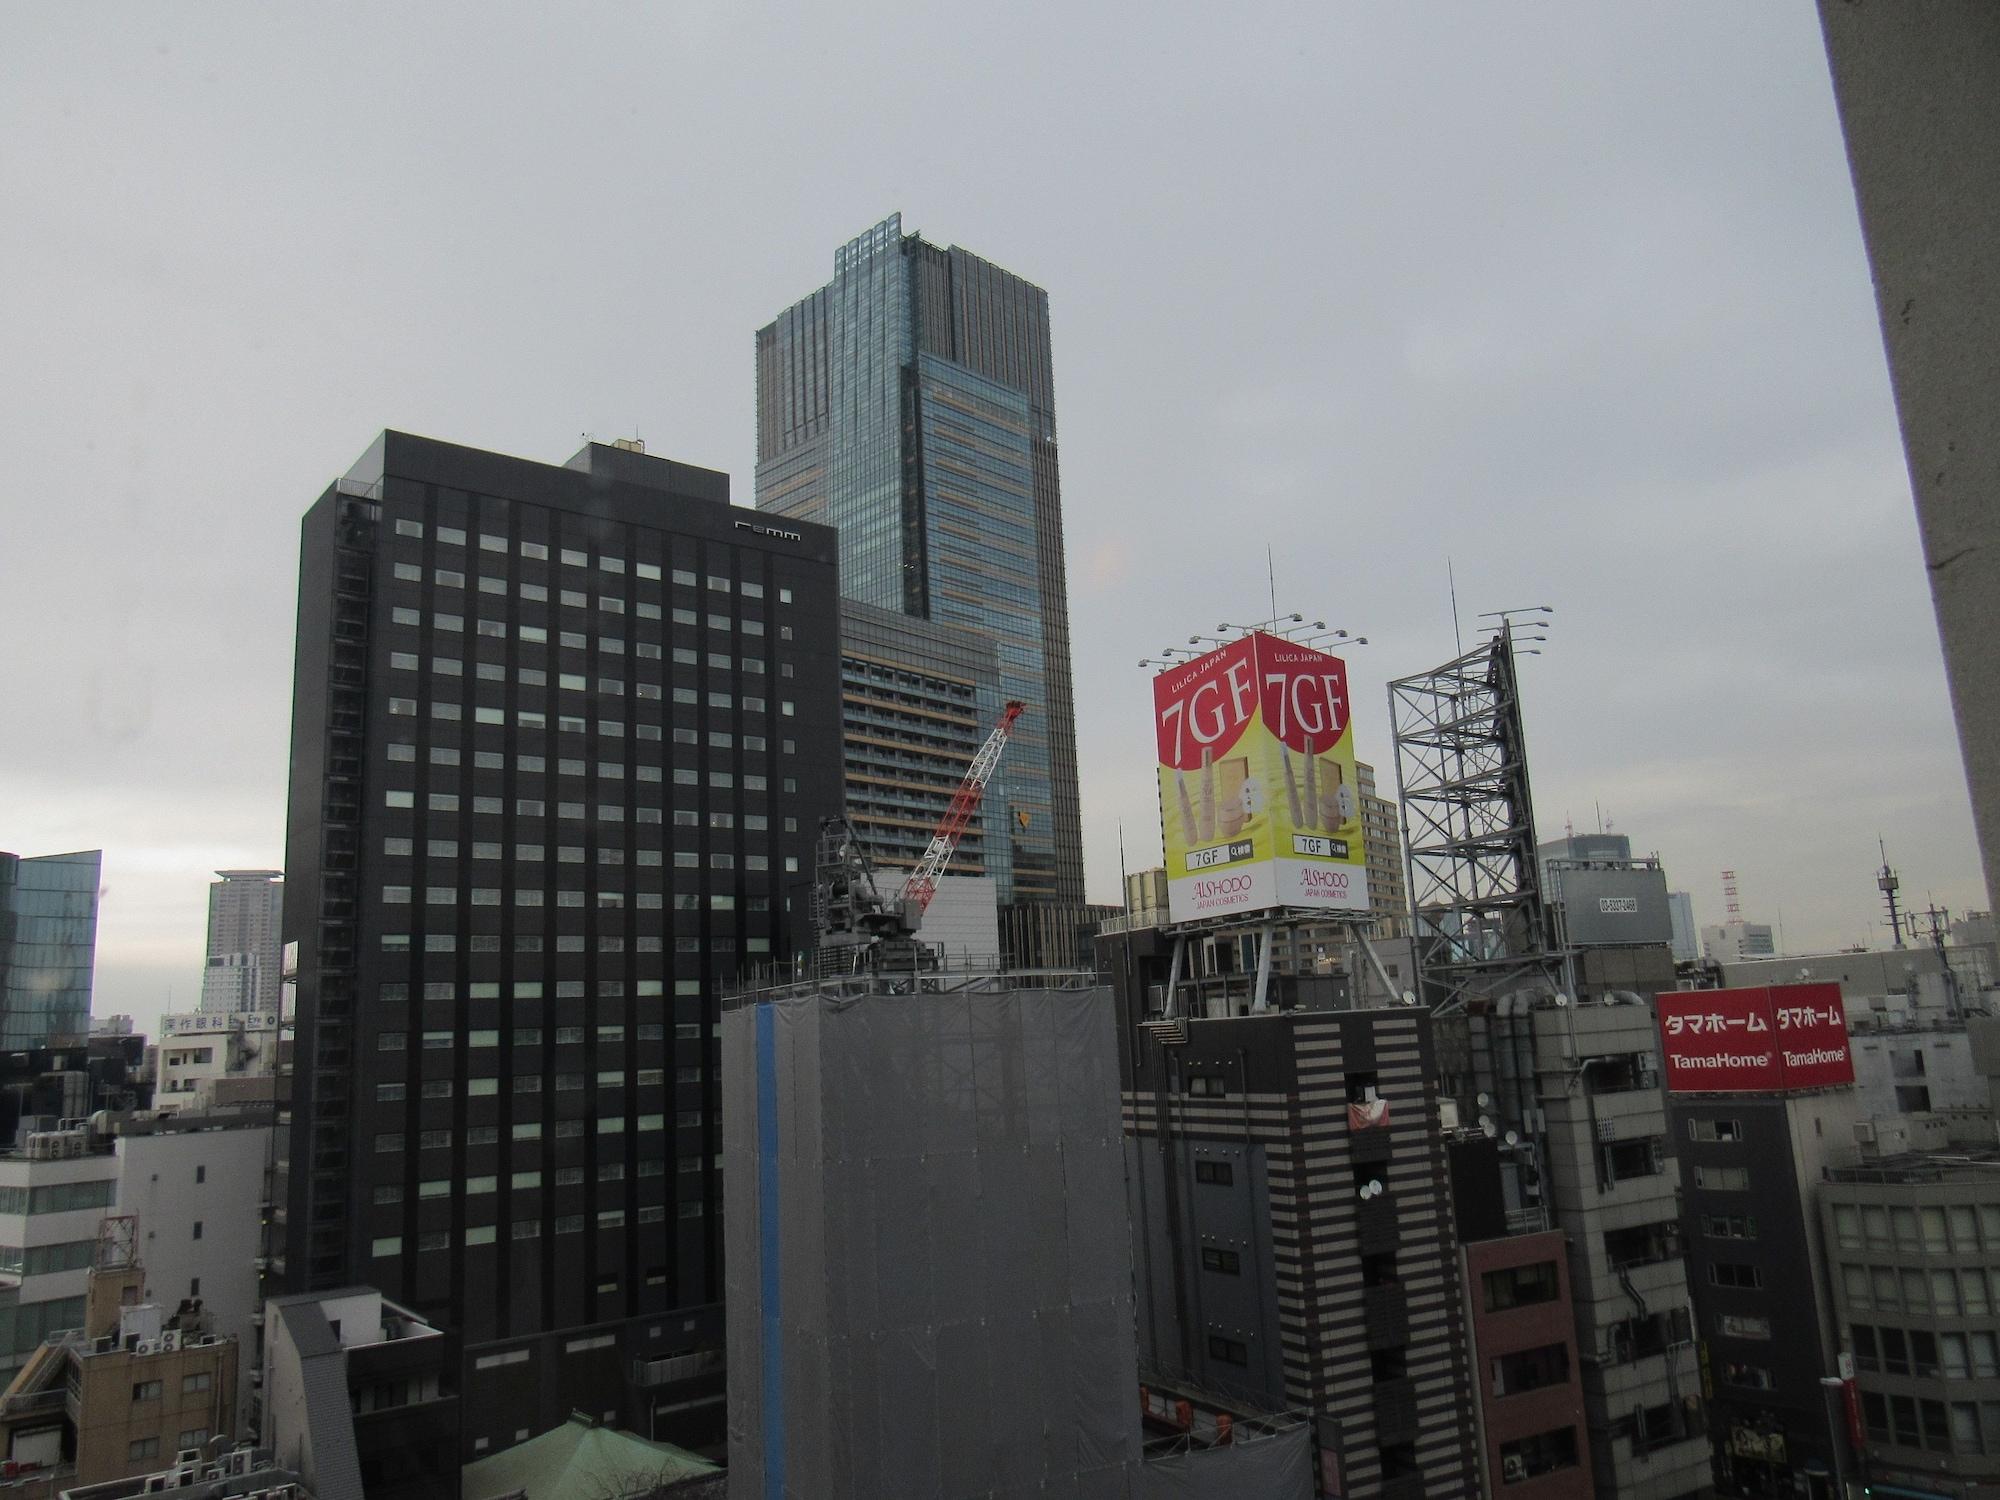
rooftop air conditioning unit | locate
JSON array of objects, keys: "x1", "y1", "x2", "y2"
[
  {"x1": 159, "y1": 1329, "x2": 181, "y2": 1352},
  {"x1": 1853, "y1": 1121, "x2": 1877, "y2": 1145},
  {"x1": 1503, "y1": 1454, "x2": 1527, "y2": 1483},
  {"x1": 134, "y1": 1339, "x2": 157, "y2": 1356}
]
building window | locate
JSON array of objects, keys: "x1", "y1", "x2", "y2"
[
  {"x1": 1497, "y1": 1428, "x2": 1578, "y2": 1485},
  {"x1": 1709, "y1": 1261, "x2": 1762, "y2": 1289},
  {"x1": 1490, "y1": 1343, "x2": 1570, "y2": 1397},
  {"x1": 1716, "y1": 1313, "x2": 1772, "y2": 1340},
  {"x1": 1200, "y1": 1247, "x2": 1242, "y2": 1275},
  {"x1": 1205, "y1": 1334, "x2": 1248, "y2": 1366},
  {"x1": 1482, "y1": 1261, "x2": 1561, "y2": 1313},
  {"x1": 182, "y1": 1371, "x2": 213, "y2": 1394},
  {"x1": 192, "y1": 1221, "x2": 202, "y2": 1241},
  {"x1": 1687, "y1": 1117, "x2": 1744, "y2": 1142},
  {"x1": 128, "y1": 1438, "x2": 161, "y2": 1462},
  {"x1": 132, "y1": 1381, "x2": 162, "y2": 1403},
  {"x1": 1701, "y1": 1213, "x2": 1758, "y2": 1240},
  {"x1": 1692, "y1": 1165, "x2": 1750, "y2": 1192},
  {"x1": 1193, "y1": 1160, "x2": 1233, "y2": 1186}
]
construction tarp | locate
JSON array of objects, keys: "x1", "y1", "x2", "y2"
[
  {"x1": 1133, "y1": 1423, "x2": 1314, "y2": 1500},
  {"x1": 724, "y1": 985, "x2": 1141, "y2": 1499}
]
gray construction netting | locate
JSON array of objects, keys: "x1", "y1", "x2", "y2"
[{"x1": 724, "y1": 985, "x2": 1142, "y2": 1499}]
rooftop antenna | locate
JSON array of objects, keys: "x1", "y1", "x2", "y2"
[
  {"x1": 1878, "y1": 836, "x2": 1905, "y2": 949},
  {"x1": 1722, "y1": 869, "x2": 1742, "y2": 926},
  {"x1": 1448, "y1": 558, "x2": 1463, "y2": 655},
  {"x1": 1267, "y1": 545, "x2": 1279, "y2": 625}
]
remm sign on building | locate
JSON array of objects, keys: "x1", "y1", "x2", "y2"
[
  {"x1": 1655, "y1": 983, "x2": 1855, "y2": 1093},
  {"x1": 1153, "y1": 631, "x2": 1367, "y2": 922}
]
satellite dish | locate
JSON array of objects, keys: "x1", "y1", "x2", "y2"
[
  {"x1": 1476, "y1": 1114, "x2": 1492, "y2": 1132},
  {"x1": 1504, "y1": 1130, "x2": 1520, "y2": 1147},
  {"x1": 1554, "y1": 993, "x2": 1570, "y2": 1008},
  {"x1": 1401, "y1": 989, "x2": 1418, "y2": 1005},
  {"x1": 1481, "y1": 1121, "x2": 1498, "y2": 1139},
  {"x1": 1477, "y1": 1093, "x2": 1491, "y2": 1108}
]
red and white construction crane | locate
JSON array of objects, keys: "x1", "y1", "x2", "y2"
[
  {"x1": 898, "y1": 699, "x2": 1025, "y2": 915},
  {"x1": 813, "y1": 699, "x2": 1026, "y2": 969}
]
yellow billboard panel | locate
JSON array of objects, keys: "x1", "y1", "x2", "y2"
[{"x1": 1152, "y1": 632, "x2": 1367, "y2": 923}]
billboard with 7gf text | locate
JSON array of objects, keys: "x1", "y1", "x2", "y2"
[{"x1": 1153, "y1": 631, "x2": 1368, "y2": 924}]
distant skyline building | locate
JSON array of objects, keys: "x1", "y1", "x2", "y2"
[
  {"x1": 1703, "y1": 921, "x2": 1778, "y2": 963},
  {"x1": 200, "y1": 869, "x2": 283, "y2": 1013},
  {"x1": 277, "y1": 431, "x2": 842, "y2": 1458},
  {"x1": 0, "y1": 848, "x2": 102, "y2": 1048},
  {"x1": 1667, "y1": 890, "x2": 1698, "y2": 963},
  {"x1": 755, "y1": 212, "x2": 1085, "y2": 908}
]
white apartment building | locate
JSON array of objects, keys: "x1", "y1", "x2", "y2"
[{"x1": 0, "y1": 1116, "x2": 271, "y2": 1433}]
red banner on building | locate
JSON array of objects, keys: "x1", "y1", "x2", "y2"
[{"x1": 1656, "y1": 983, "x2": 1853, "y2": 1094}]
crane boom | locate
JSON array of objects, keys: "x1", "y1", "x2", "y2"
[{"x1": 900, "y1": 700, "x2": 1025, "y2": 915}]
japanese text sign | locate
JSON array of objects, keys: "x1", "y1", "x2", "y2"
[{"x1": 1656, "y1": 983, "x2": 1853, "y2": 1093}]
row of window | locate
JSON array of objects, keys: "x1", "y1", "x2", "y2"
[
  {"x1": 379, "y1": 980, "x2": 708, "y2": 1001},
  {"x1": 390, "y1": 520, "x2": 790, "y2": 602},
  {"x1": 373, "y1": 1157, "x2": 713, "y2": 1205},
  {"x1": 389, "y1": 742, "x2": 787, "y2": 769},
  {"x1": 0, "y1": 1180, "x2": 117, "y2": 1216},
  {"x1": 378, "y1": 936, "x2": 768, "y2": 956},
  {"x1": 386, "y1": 589, "x2": 780, "y2": 635},
  {"x1": 374, "y1": 1113, "x2": 706, "y2": 1151},
  {"x1": 131, "y1": 1371, "x2": 213, "y2": 1402},
  {"x1": 381, "y1": 802, "x2": 780, "y2": 839},
  {"x1": 395, "y1": 646, "x2": 785, "y2": 677},
  {"x1": 376, "y1": 1067, "x2": 697, "y2": 1099},
  {"x1": 380, "y1": 1024, "x2": 703, "y2": 1049},
  {"x1": 386, "y1": 699, "x2": 794, "y2": 726},
  {"x1": 1831, "y1": 1200, "x2": 2000, "y2": 1256},
  {"x1": 371, "y1": 1201, "x2": 708, "y2": 1255},
  {"x1": 375, "y1": 843, "x2": 785, "y2": 902},
  {"x1": 1839, "y1": 1261, "x2": 1998, "y2": 1316},
  {"x1": 1859, "y1": 1391, "x2": 2000, "y2": 1457},
  {"x1": 1852, "y1": 1323, "x2": 2000, "y2": 1379}
]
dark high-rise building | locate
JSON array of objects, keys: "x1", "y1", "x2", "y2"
[
  {"x1": 755, "y1": 213, "x2": 1085, "y2": 910},
  {"x1": 277, "y1": 431, "x2": 841, "y2": 1461},
  {"x1": 0, "y1": 848, "x2": 101, "y2": 1048}
]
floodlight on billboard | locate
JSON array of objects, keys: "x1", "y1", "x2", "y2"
[
  {"x1": 1655, "y1": 982, "x2": 1854, "y2": 1093},
  {"x1": 1153, "y1": 631, "x2": 1368, "y2": 924}
]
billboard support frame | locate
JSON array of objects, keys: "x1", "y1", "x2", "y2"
[
  {"x1": 1388, "y1": 624, "x2": 1573, "y2": 1015},
  {"x1": 1151, "y1": 908, "x2": 1399, "y2": 1019}
]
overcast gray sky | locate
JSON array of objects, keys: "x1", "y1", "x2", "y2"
[{"x1": 2, "y1": 2, "x2": 1981, "y2": 1033}]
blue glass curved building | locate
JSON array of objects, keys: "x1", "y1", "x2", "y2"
[{"x1": 755, "y1": 214, "x2": 1085, "y2": 907}]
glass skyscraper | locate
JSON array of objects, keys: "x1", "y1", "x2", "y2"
[
  {"x1": 755, "y1": 214, "x2": 1085, "y2": 906},
  {"x1": 0, "y1": 849, "x2": 102, "y2": 1047}
]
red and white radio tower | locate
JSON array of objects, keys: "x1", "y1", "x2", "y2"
[{"x1": 1721, "y1": 869, "x2": 1742, "y2": 926}]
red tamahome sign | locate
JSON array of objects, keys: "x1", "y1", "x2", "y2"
[{"x1": 1655, "y1": 983, "x2": 1854, "y2": 1094}]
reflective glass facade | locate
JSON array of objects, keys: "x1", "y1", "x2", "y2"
[
  {"x1": 755, "y1": 214, "x2": 1084, "y2": 904},
  {"x1": 0, "y1": 850, "x2": 101, "y2": 1048}
]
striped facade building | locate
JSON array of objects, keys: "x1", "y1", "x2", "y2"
[{"x1": 1120, "y1": 1004, "x2": 1480, "y2": 1498}]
